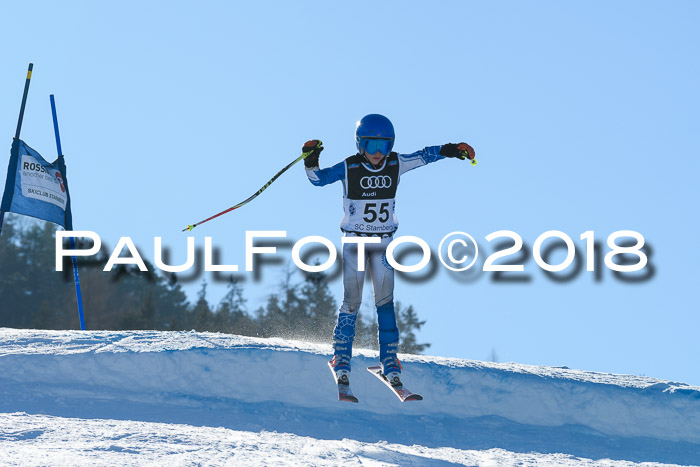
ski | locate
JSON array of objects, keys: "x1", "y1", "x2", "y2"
[
  {"x1": 328, "y1": 361, "x2": 358, "y2": 403},
  {"x1": 367, "y1": 366, "x2": 423, "y2": 402}
]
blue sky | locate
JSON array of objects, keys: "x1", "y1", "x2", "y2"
[{"x1": 1, "y1": 1, "x2": 699, "y2": 384}]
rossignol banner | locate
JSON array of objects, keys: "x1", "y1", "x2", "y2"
[{"x1": 1, "y1": 138, "x2": 73, "y2": 230}]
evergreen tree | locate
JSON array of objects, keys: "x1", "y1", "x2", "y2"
[
  {"x1": 257, "y1": 294, "x2": 284, "y2": 338},
  {"x1": 353, "y1": 310, "x2": 379, "y2": 351},
  {"x1": 396, "y1": 301, "x2": 431, "y2": 354},
  {"x1": 191, "y1": 280, "x2": 214, "y2": 331},
  {"x1": 0, "y1": 217, "x2": 26, "y2": 326},
  {"x1": 156, "y1": 276, "x2": 190, "y2": 331},
  {"x1": 258, "y1": 267, "x2": 309, "y2": 340},
  {"x1": 2, "y1": 217, "x2": 76, "y2": 329},
  {"x1": 252, "y1": 305, "x2": 267, "y2": 338},
  {"x1": 298, "y1": 269, "x2": 337, "y2": 342},
  {"x1": 280, "y1": 267, "x2": 308, "y2": 337},
  {"x1": 215, "y1": 277, "x2": 255, "y2": 335}
]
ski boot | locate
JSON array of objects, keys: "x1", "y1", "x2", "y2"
[
  {"x1": 328, "y1": 355, "x2": 358, "y2": 403},
  {"x1": 382, "y1": 355, "x2": 403, "y2": 388}
]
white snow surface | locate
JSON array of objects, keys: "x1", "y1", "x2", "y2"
[{"x1": 0, "y1": 328, "x2": 698, "y2": 466}]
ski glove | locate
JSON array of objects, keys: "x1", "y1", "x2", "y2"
[
  {"x1": 302, "y1": 140, "x2": 324, "y2": 168},
  {"x1": 440, "y1": 142, "x2": 476, "y2": 161}
]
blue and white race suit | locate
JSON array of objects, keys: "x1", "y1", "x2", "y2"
[{"x1": 305, "y1": 146, "x2": 445, "y2": 373}]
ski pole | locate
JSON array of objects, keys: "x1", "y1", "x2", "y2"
[{"x1": 183, "y1": 152, "x2": 308, "y2": 232}]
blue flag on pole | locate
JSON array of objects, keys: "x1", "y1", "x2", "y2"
[{"x1": 1, "y1": 138, "x2": 73, "y2": 230}]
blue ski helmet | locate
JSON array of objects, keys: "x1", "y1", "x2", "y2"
[{"x1": 355, "y1": 114, "x2": 395, "y2": 155}]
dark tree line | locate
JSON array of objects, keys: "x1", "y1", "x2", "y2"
[{"x1": 0, "y1": 216, "x2": 430, "y2": 354}]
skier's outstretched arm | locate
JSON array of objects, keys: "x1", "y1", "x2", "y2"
[
  {"x1": 302, "y1": 139, "x2": 346, "y2": 187},
  {"x1": 399, "y1": 142, "x2": 476, "y2": 175}
]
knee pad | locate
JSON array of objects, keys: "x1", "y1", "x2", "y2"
[{"x1": 333, "y1": 311, "x2": 357, "y2": 343}]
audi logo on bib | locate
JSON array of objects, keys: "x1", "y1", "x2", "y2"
[{"x1": 360, "y1": 176, "x2": 392, "y2": 189}]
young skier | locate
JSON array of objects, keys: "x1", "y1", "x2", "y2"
[{"x1": 302, "y1": 114, "x2": 475, "y2": 396}]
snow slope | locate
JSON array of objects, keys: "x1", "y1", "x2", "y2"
[{"x1": 0, "y1": 329, "x2": 698, "y2": 465}]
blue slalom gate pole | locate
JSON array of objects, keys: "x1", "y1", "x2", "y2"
[{"x1": 50, "y1": 94, "x2": 86, "y2": 331}]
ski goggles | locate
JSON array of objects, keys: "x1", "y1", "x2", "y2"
[{"x1": 361, "y1": 138, "x2": 394, "y2": 156}]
